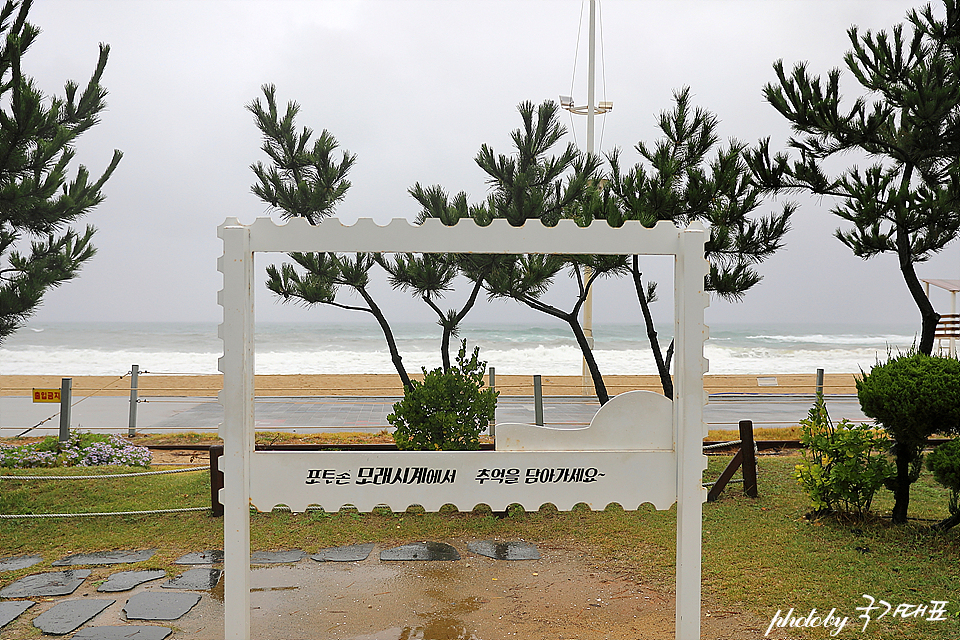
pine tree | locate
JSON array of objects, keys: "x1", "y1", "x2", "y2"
[
  {"x1": 471, "y1": 100, "x2": 622, "y2": 404},
  {"x1": 248, "y1": 84, "x2": 412, "y2": 388},
  {"x1": 606, "y1": 88, "x2": 793, "y2": 397},
  {"x1": 0, "y1": 0, "x2": 122, "y2": 343},
  {"x1": 378, "y1": 184, "x2": 489, "y2": 372},
  {"x1": 409, "y1": 100, "x2": 617, "y2": 401},
  {"x1": 747, "y1": 0, "x2": 960, "y2": 355}
]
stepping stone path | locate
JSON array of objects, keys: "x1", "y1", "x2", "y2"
[
  {"x1": 0, "y1": 555, "x2": 43, "y2": 572},
  {"x1": 467, "y1": 540, "x2": 541, "y2": 560},
  {"x1": 124, "y1": 592, "x2": 202, "y2": 620},
  {"x1": 311, "y1": 542, "x2": 375, "y2": 562},
  {"x1": 97, "y1": 570, "x2": 167, "y2": 592},
  {"x1": 174, "y1": 550, "x2": 223, "y2": 564},
  {"x1": 251, "y1": 549, "x2": 306, "y2": 564},
  {"x1": 380, "y1": 541, "x2": 461, "y2": 561},
  {"x1": 0, "y1": 542, "x2": 540, "y2": 632},
  {"x1": 72, "y1": 627, "x2": 172, "y2": 640},
  {"x1": 161, "y1": 567, "x2": 222, "y2": 590},
  {"x1": 53, "y1": 549, "x2": 155, "y2": 566},
  {"x1": 32, "y1": 598, "x2": 114, "y2": 635},
  {"x1": 0, "y1": 601, "x2": 34, "y2": 628},
  {"x1": 0, "y1": 569, "x2": 90, "y2": 598}
]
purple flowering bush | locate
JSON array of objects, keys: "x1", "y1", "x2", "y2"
[{"x1": 0, "y1": 432, "x2": 151, "y2": 468}]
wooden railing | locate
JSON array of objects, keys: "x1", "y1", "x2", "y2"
[{"x1": 935, "y1": 313, "x2": 960, "y2": 338}]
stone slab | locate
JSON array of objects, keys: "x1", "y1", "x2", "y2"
[
  {"x1": 32, "y1": 598, "x2": 114, "y2": 635},
  {"x1": 52, "y1": 550, "x2": 154, "y2": 566},
  {"x1": 124, "y1": 592, "x2": 202, "y2": 621},
  {"x1": 0, "y1": 569, "x2": 91, "y2": 598},
  {"x1": 250, "y1": 550, "x2": 305, "y2": 564},
  {"x1": 0, "y1": 554, "x2": 42, "y2": 572},
  {"x1": 97, "y1": 570, "x2": 167, "y2": 592},
  {"x1": 467, "y1": 540, "x2": 541, "y2": 560},
  {"x1": 0, "y1": 600, "x2": 34, "y2": 628},
  {"x1": 72, "y1": 627, "x2": 172, "y2": 640},
  {"x1": 310, "y1": 542, "x2": 375, "y2": 563},
  {"x1": 174, "y1": 550, "x2": 223, "y2": 565},
  {"x1": 161, "y1": 568, "x2": 221, "y2": 590},
  {"x1": 380, "y1": 542, "x2": 460, "y2": 562}
]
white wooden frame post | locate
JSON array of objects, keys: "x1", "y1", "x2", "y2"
[{"x1": 217, "y1": 217, "x2": 709, "y2": 640}]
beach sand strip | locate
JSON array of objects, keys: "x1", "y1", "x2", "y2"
[{"x1": 1, "y1": 373, "x2": 858, "y2": 398}]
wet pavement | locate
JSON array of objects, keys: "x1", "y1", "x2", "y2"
[
  {"x1": 251, "y1": 550, "x2": 306, "y2": 564},
  {"x1": 32, "y1": 599, "x2": 114, "y2": 635},
  {"x1": 381, "y1": 542, "x2": 461, "y2": 562},
  {"x1": 98, "y1": 570, "x2": 166, "y2": 593},
  {"x1": 161, "y1": 568, "x2": 222, "y2": 591},
  {"x1": 0, "y1": 555, "x2": 42, "y2": 572},
  {"x1": 0, "y1": 600, "x2": 33, "y2": 627},
  {"x1": 72, "y1": 626, "x2": 172, "y2": 639},
  {"x1": 174, "y1": 551, "x2": 223, "y2": 565},
  {"x1": 0, "y1": 393, "x2": 869, "y2": 436},
  {"x1": 311, "y1": 542, "x2": 375, "y2": 563},
  {"x1": 123, "y1": 592, "x2": 202, "y2": 620},
  {"x1": 466, "y1": 540, "x2": 540, "y2": 561},
  {"x1": 0, "y1": 569, "x2": 90, "y2": 598},
  {"x1": 53, "y1": 550, "x2": 155, "y2": 567}
]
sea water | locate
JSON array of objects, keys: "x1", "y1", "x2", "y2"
[{"x1": 0, "y1": 321, "x2": 923, "y2": 377}]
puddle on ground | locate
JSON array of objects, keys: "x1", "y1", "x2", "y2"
[
  {"x1": 0, "y1": 554, "x2": 43, "y2": 572},
  {"x1": 356, "y1": 616, "x2": 483, "y2": 640},
  {"x1": 162, "y1": 567, "x2": 222, "y2": 590},
  {"x1": 71, "y1": 626, "x2": 172, "y2": 639},
  {"x1": 175, "y1": 550, "x2": 223, "y2": 565},
  {"x1": 466, "y1": 541, "x2": 540, "y2": 561},
  {"x1": 0, "y1": 600, "x2": 34, "y2": 628},
  {"x1": 0, "y1": 569, "x2": 91, "y2": 598},
  {"x1": 219, "y1": 548, "x2": 672, "y2": 640},
  {"x1": 0, "y1": 546, "x2": 782, "y2": 640},
  {"x1": 311, "y1": 542, "x2": 375, "y2": 562},
  {"x1": 380, "y1": 542, "x2": 460, "y2": 561},
  {"x1": 31, "y1": 598, "x2": 114, "y2": 635},
  {"x1": 97, "y1": 569, "x2": 166, "y2": 592},
  {"x1": 124, "y1": 591, "x2": 202, "y2": 620},
  {"x1": 251, "y1": 549, "x2": 306, "y2": 564},
  {"x1": 52, "y1": 549, "x2": 155, "y2": 566}
]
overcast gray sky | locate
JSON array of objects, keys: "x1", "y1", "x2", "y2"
[{"x1": 23, "y1": 0, "x2": 959, "y2": 329}]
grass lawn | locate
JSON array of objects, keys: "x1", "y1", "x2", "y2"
[{"x1": 0, "y1": 448, "x2": 958, "y2": 639}]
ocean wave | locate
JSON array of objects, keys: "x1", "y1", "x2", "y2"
[
  {"x1": 0, "y1": 321, "x2": 936, "y2": 377},
  {"x1": 743, "y1": 333, "x2": 916, "y2": 346}
]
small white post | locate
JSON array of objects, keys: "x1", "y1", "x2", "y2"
[
  {"x1": 488, "y1": 367, "x2": 496, "y2": 438},
  {"x1": 58, "y1": 378, "x2": 72, "y2": 443},
  {"x1": 534, "y1": 375, "x2": 544, "y2": 426},
  {"x1": 128, "y1": 364, "x2": 139, "y2": 437}
]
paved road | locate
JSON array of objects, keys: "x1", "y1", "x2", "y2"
[{"x1": 0, "y1": 394, "x2": 869, "y2": 437}]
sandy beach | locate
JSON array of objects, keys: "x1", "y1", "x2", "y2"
[{"x1": 0, "y1": 372, "x2": 858, "y2": 397}]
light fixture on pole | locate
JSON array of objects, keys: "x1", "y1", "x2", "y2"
[{"x1": 560, "y1": 0, "x2": 612, "y2": 396}]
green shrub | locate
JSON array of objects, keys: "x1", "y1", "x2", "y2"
[
  {"x1": 795, "y1": 394, "x2": 890, "y2": 518},
  {"x1": 857, "y1": 350, "x2": 960, "y2": 523},
  {"x1": 388, "y1": 341, "x2": 497, "y2": 450},
  {"x1": 927, "y1": 438, "x2": 960, "y2": 516}
]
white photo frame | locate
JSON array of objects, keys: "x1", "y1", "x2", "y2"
[{"x1": 218, "y1": 216, "x2": 709, "y2": 639}]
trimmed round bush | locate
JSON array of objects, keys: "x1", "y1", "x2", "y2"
[{"x1": 388, "y1": 341, "x2": 497, "y2": 451}]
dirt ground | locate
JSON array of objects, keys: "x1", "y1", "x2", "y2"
[
  {"x1": 126, "y1": 452, "x2": 792, "y2": 639},
  {"x1": 222, "y1": 547, "x2": 788, "y2": 640},
  {"x1": 0, "y1": 547, "x2": 789, "y2": 640}
]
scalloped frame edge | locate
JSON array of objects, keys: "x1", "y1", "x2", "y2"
[{"x1": 217, "y1": 217, "x2": 709, "y2": 640}]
